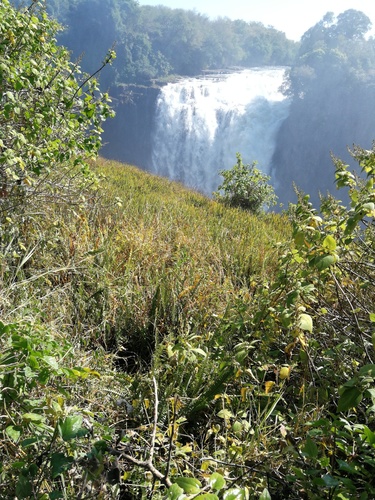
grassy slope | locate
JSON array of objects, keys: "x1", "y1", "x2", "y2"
[
  {"x1": 1, "y1": 157, "x2": 292, "y2": 497},
  {"x1": 4, "y1": 157, "x2": 375, "y2": 498},
  {"x1": 93, "y1": 158, "x2": 290, "y2": 360}
]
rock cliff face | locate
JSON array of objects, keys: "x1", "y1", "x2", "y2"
[
  {"x1": 272, "y1": 84, "x2": 375, "y2": 207},
  {"x1": 101, "y1": 85, "x2": 161, "y2": 170},
  {"x1": 102, "y1": 77, "x2": 375, "y2": 209}
]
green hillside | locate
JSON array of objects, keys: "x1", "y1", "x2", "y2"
[{"x1": 1, "y1": 154, "x2": 292, "y2": 498}]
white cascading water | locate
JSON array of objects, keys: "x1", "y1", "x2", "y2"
[{"x1": 150, "y1": 67, "x2": 290, "y2": 195}]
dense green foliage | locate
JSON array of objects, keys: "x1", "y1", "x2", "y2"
[
  {"x1": 1, "y1": 2, "x2": 375, "y2": 499},
  {"x1": 285, "y1": 9, "x2": 374, "y2": 103},
  {"x1": 47, "y1": 0, "x2": 297, "y2": 85},
  {"x1": 0, "y1": 3, "x2": 116, "y2": 496},
  {"x1": 214, "y1": 153, "x2": 277, "y2": 213},
  {"x1": 0, "y1": 0, "x2": 113, "y2": 218}
]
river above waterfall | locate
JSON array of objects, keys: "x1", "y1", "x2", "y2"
[{"x1": 149, "y1": 67, "x2": 291, "y2": 195}]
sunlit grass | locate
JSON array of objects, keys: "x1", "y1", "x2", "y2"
[
  {"x1": 1, "y1": 156, "x2": 294, "y2": 496},
  {"x1": 2, "y1": 156, "x2": 291, "y2": 369},
  {"x1": 91, "y1": 158, "x2": 291, "y2": 356}
]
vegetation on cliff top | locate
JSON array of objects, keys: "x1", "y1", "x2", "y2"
[{"x1": 47, "y1": 0, "x2": 297, "y2": 85}]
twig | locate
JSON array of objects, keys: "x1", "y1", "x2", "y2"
[
  {"x1": 149, "y1": 376, "x2": 158, "y2": 465},
  {"x1": 120, "y1": 376, "x2": 172, "y2": 488},
  {"x1": 164, "y1": 394, "x2": 178, "y2": 481},
  {"x1": 332, "y1": 272, "x2": 373, "y2": 362}
]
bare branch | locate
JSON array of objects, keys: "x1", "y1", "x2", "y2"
[{"x1": 118, "y1": 376, "x2": 172, "y2": 489}]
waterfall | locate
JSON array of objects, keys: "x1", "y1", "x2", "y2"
[{"x1": 149, "y1": 67, "x2": 291, "y2": 195}]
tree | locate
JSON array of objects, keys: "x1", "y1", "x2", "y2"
[
  {"x1": 116, "y1": 31, "x2": 171, "y2": 83},
  {"x1": 0, "y1": 0, "x2": 113, "y2": 223},
  {"x1": 213, "y1": 153, "x2": 277, "y2": 213},
  {"x1": 335, "y1": 9, "x2": 372, "y2": 40},
  {"x1": 58, "y1": 0, "x2": 138, "y2": 87},
  {"x1": 274, "y1": 8, "x2": 375, "y2": 207}
]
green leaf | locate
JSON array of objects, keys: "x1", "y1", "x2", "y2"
[
  {"x1": 365, "y1": 388, "x2": 375, "y2": 407},
  {"x1": 51, "y1": 453, "x2": 74, "y2": 478},
  {"x1": 209, "y1": 472, "x2": 226, "y2": 491},
  {"x1": 166, "y1": 483, "x2": 185, "y2": 500},
  {"x1": 362, "y1": 425, "x2": 375, "y2": 445},
  {"x1": 191, "y1": 347, "x2": 207, "y2": 357},
  {"x1": 16, "y1": 475, "x2": 33, "y2": 499},
  {"x1": 359, "y1": 364, "x2": 375, "y2": 377},
  {"x1": 294, "y1": 231, "x2": 306, "y2": 247},
  {"x1": 322, "y1": 474, "x2": 339, "y2": 487},
  {"x1": 174, "y1": 477, "x2": 202, "y2": 494},
  {"x1": 222, "y1": 488, "x2": 246, "y2": 500},
  {"x1": 337, "y1": 459, "x2": 361, "y2": 475},
  {"x1": 12, "y1": 461, "x2": 26, "y2": 470},
  {"x1": 298, "y1": 313, "x2": 313, "y2": 333},
  {"x1": 286, "y1": 290, "x2": 299, "y2": 306},
  {"x1": 234, "y1": 349, "x2": 247, "y2": 363},
  {"x1": 302, "y1": 437, "x2": 318, "y2": 459},
  {"x1": 49, "y1": 492, "x2": 64, "y2": 499},
  {"x1": 58, "y1": 415, "x2": 88, "y2": 441},
  {"x1": 38, "y1": 368, "x2": 50, "y2": 385},
  {"x1": 322, "y1": 235, "x2": 337, "y2": 251},
  {"x1": 28, "y1": 355, "x2": 40, "y2": 369},
  {"x1": 43, "y1": 355, "x2": 59, "y2": 370},
  {"x1": 217, "y1": 409, "x2": 233, "y2": 420},
  {"x1": 194, "y1": 495, "x2": 219, "y2": 500},
  {"x1": 337, "y1": 387, "x2": 363, "y2": 412},
  {"x1": 21, "y1": 437, "x2": 38, "y2": 448},
  {"x1": 259, "y1": 489, "x2": 272, "y2": 500},
  {"x1": 314, "y1": 254, "x2": 336, "y2": 271},
  {"x1": 22, "y1": 412, "x2": 45, "y2": 424},
  {"x1": 0, "y1": 321, "x2": 11, "y2": 334},
  {"x1": 5, "y1": 425, "x2": 21, "y2": 442},
  {"x1": 369, "y1": 313, "x2": 375, "y2": 323}
]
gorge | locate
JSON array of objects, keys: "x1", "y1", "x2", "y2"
[
  {"x1": 102, "y1": 64, "x2": 375, "y2": 207},
  {"x1": 102, "y1": 67, "x2": 290, "y2": 196}
]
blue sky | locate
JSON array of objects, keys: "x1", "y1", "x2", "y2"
[{"x1": 137, "y1": 0, "x2": 375, "y2": 40}]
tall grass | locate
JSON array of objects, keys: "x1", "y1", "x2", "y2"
[{"x1": 90, "y1": 159, "x2": 291, "y2": 362}]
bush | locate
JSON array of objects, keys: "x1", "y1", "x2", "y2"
[
  {"x1": 213, "y1": 153, "x2": 277, "y2": 213},
  {"x1": 0, "y1": 0, "x2": 114, "y2": 221},
  {"x1": 0, "y1": 5, "x2": 120, "y2": 497},
  {"x1": 0, "y1": 320, "x2": 113, "y2": 499}
]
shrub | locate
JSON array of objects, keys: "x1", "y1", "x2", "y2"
[
  {"x1": 213, "y1": 153, "x2": 277, "y2": 213},
  {"x1": 0, "y1": 0, "x2": 114, "y2": 221}
]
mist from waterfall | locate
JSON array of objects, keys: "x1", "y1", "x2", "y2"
[{"x1": 149, "y1": 67, "x2": 291, "y2": 195}]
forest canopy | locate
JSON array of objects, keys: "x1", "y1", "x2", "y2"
[{"x1": 45, "y1": 0, "x2": 297, "y2": 85}]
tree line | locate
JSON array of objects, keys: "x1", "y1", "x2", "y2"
[{"x1": 46, "y1": 0, "x2": 297, "y2": 86}]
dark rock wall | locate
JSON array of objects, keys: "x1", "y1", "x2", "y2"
[
  {"x1": 101, "y1": 85, "x2": 161, "y2": 169},
  {"x1": 272, "y1": 84, "x2": 375, "y2": 207}
]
